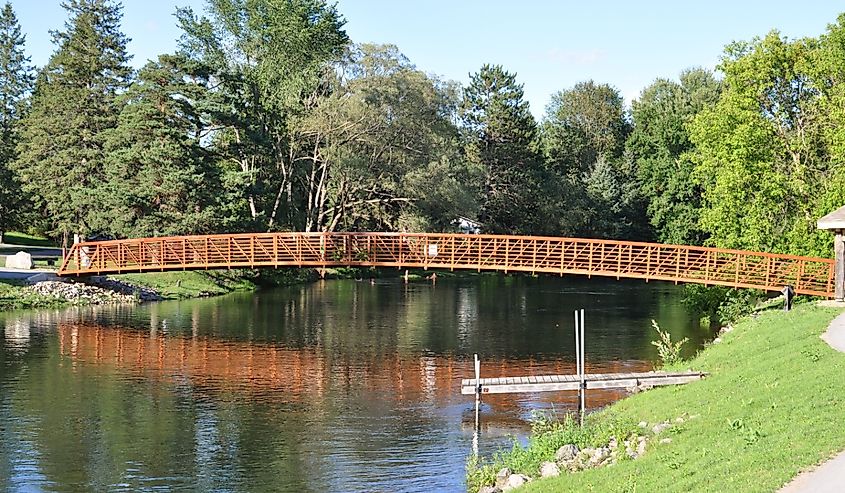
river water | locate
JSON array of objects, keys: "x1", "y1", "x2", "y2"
[{"x1": 0, "y1": 275, "x2": 710, "y2": 492}]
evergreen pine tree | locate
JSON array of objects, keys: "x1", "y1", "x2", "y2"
[
  {"x1": 460, "y1": 64, "x2": 543, "y2": 234},
  {"x1": 103, "y1": 55, "x2": 218, "y2": 237},
  {"x1": 0, "y1": 2, "x2": 33, "y2": 237},
  {"x1": 13, "y1": 0, "x2": 131, "y2": 242}
]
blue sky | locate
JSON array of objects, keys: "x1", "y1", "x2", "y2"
[{"x1": 9, "y1": 1, "x2": 845, "y2": 117}]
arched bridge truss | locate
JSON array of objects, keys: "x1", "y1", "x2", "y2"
[{"x1": 58, "y1": 232, "x2": 835, "y2": 298}]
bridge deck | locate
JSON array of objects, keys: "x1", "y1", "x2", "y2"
[
  {"x1": 460, "y1": 370, "x2": 706, "y2": 395},
  {"x1": 57, "y1": 232, "x2": 835, "y2": 297}
]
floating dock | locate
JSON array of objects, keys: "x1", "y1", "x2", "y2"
[{"x1": 460, "y1": 370, "x2": 706, "y2": 395}]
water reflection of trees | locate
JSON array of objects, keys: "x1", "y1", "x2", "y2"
[{"x1": 0, "y1": 276, "x2": 704, "y2": 490}]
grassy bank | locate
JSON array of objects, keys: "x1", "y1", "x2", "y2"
[
  {"x1": 1, "y1": 231, "x2": 57, "y2": 247},
  {"x1": 471, "y1": 303, "x2": 845, "y2": 492}
]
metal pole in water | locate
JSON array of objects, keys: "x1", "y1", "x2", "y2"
[
  {"x1": 579, "y1": 308, "x2": 587, "y2": 426},
  {"x1": 473, "y1": 353, "x2": 481, "y2": 456},
  {"x1": 574, "y1": 310, "x2": 581, "y2": 424}
]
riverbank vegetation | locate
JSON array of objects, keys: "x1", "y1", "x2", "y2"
[{"x1": 468, "y1": 303, "x2": 845, "y2": 492}]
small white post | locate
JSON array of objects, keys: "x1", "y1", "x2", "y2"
[
  {"x1": 574, "y1": 310, "x2": 581, "y2": 423},
  {"x1": 473, "y1": 353, "x2": 481, "y2": 456},
  {"x1": 580, "y1": 309, "x2": 586, "y2": 424}
]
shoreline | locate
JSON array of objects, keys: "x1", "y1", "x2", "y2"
[
  {"x1": 0, "y1": 267, "x2": 478, "y2": 313},
  {"x1": 468, "y1": 301, "x2": 845, "y2": 493}
]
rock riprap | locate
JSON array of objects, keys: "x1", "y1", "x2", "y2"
[
  {"x1": 26, "y1": 280, "x2": 161, "y2": 305},
  {"x1": 476, "y1": 416, "x2": 691, "y2": 493}
]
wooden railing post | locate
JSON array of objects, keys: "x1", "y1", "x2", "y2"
[
  {"x1": 450, "y1": 235, "x2": 455, "y2": 271},
  {"x1": 250, "y1": 235, "x2": 255, "y2": 268},
  {"x1": 504, "y1": 237, "x2": 509, "y2": 274},
  {"x1": 735, "y1": 253, "x2": 741, "y2": 285},
  {"x1": 674, "y1": 248, "x2": 680, "y2": 280},
  {"x1": 477, "y1": 236, "x2": 482, "y2": 271}
]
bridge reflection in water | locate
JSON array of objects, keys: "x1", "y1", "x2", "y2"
[{"x1": 55, "y1": 322, "x2": 650, "y2": 417}]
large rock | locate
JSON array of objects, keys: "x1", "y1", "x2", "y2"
[
  {"x1": 539, "y1": 461, "x2": 560, "y2": 478},
  {"x1": 479, "y1": 487, "x2": 502, "y2": 493},
  {"x1": 555, "y1": 443, "x2": 580, "y2": 462},
  {"x1": 5, "y1": 251, "x2": 33, "y2": 270},
  {"x1": 494, "y1": 468, "x2": 512, "y2": 489},
  {"x1": 637, "y1": 436, "x2": 647, "y2": 456},
  {"x1": 652, "y1": 422, "x2": 671, "y2": 435},
  {"x1": 501, "y1": 474, "x2": 530, "y2": 491},
  {"x1": 588, "y1": 447, "x2": 611, "y2": 467}
]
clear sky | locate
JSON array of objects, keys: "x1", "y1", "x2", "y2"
[{"x1": 9, "y1": 1, "x2": 845, "y2": 117}]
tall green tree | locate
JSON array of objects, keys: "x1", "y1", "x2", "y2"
[
  {"x1": 13, "y1": 0, "x2": 132, "y2": 242},
  {"x1": 176, "y1": 0, "x2": 349, "y2": 230},
  {"x1": 540, "y1": 81, "x2": 642, "y2": 238},
  {"x1": 460, "y1": 64, "x2": 542, "y2": 234},
  {"x1": 688, "y1": 32, "x2": 828, "y2": 255},
  {"x1": 541, "y1": 81, "x2": 630, "y2": 179},
  {"x1": 295, "y1": 44, "x2": 472, "y2": 232},
  {"x1": 101, "y1": 55, "x2": 219, "y2": 237},
  {"x1": 0, "y1": 2, "x2": 33, "y2": 238},
  {"x1": 628, "y1": 68, "x2": 720, "y2": 244}
]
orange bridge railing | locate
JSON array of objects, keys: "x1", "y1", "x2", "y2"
[{"x1": 57, "y1": 232, "x2": 835, "y2": 297}]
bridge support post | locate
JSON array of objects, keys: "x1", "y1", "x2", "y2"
[
  {"x1": 817, "y1": 208, "x2": 845, "y2": 301},
  {"x1": 836, "y1": 231, "x2": 845, "y2": 302}
]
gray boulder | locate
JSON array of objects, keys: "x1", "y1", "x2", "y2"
[
  {"x1": 555, "y1": 443, "x2": 580, "y2": 462},
  {"x1": 5, "y1": 251, "x2": 33, "y2": 270},
  {"x1": 652, "y1": 422, "x2": 671, "y2": 435},
  {"x1": 539, "y1": 461, "x2": 560, "y2": 478},
  {"x1": 502, "y1": 474, "x2": 530, "y2": 491},
  {"x1": 494, "y1": 468, "x2": 512, "y2": 489}
]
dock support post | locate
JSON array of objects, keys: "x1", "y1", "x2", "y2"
[
  {"x1": 574, "y1": 309, "x2": 586, "y2": 426},
  {"x1": 580, "y1": 309, "x2": 586, "y2": 425},
  {"x1": 473, "y1": 353, "x2": 481, "y2": 456}
]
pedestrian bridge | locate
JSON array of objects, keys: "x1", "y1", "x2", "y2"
[{"x1": 57, "y1": 232, "x2": 835, "y2": 297}]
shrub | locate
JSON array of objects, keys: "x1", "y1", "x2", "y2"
[{"x1": 650, "y1": 319, "x2": 688, "y2": 368}]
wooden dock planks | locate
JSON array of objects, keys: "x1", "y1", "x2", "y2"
[{"x1": 460, "y1": 370, "x2": 705, "y2": 395}]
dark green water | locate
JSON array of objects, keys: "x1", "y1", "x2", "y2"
[{"x1": 0, "y1": 275, "x2": 711, "y2": 492}]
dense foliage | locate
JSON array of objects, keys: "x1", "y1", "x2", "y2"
[{"x1": 2, "y1": 0, "x2": 845, "y2": 264}]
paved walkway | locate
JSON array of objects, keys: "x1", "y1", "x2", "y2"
[
  {"x1": 0, "y1": 267, "x2": 56, "y2": 280},
  {"x1": 779, "y1": 308, "x2": 845, "y2": 492}
]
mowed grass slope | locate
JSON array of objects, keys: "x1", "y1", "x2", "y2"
[{"x1": 520, "y1": 304, "x2": 845, "y2": 493}]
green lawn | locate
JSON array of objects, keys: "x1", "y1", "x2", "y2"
[
  {"x1": 2, "y1": 231, "x2": 57, "y2": 247},
  {"x1": 474, "y1": 303, "x2": 845, "y2": 493}
]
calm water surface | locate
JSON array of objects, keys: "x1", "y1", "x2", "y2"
[{"x1": 0, "y1": 275, "x2": 711, "y2": 492}]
